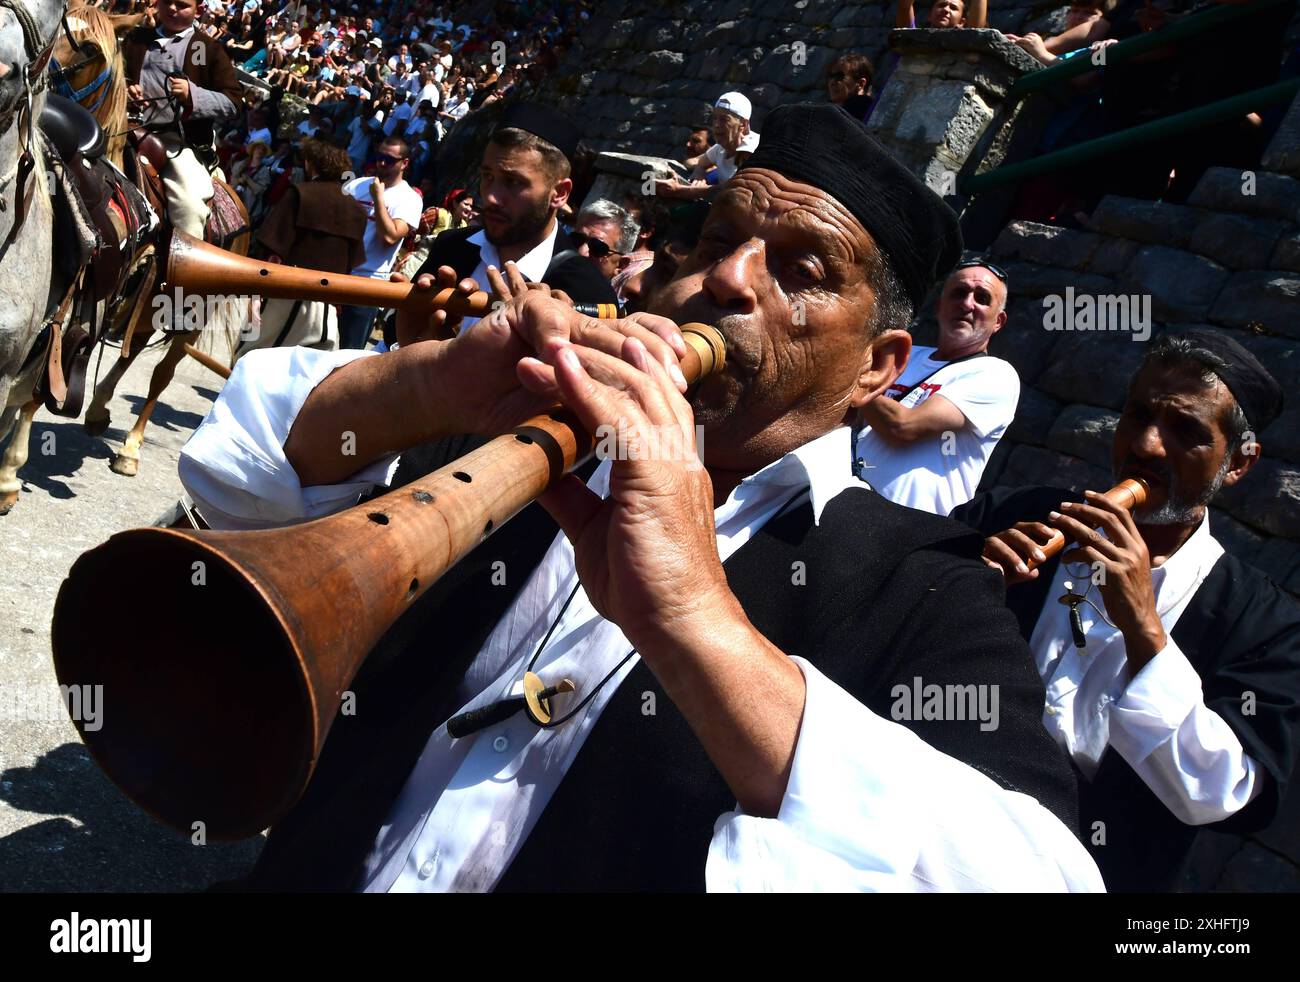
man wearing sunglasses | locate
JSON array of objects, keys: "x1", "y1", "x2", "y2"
[
  {"x1": 570, "y1": 199, "x2": 640, "y2": 285},
  {"x1": 853, "y1": 259, "x2": 1017, "y2": 515},
  {"x1": 826, "y1": 53, "x2": 875, "y2": 122},
  {"x1": 338, "y1": 137, "x2": 424, "y2": 348}
]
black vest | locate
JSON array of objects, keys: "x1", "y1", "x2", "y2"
[{"x1": 248, "y1": 441, "x2": 1080, "y2": 891}]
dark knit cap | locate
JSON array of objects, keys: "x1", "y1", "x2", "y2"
[
  {"x1": 1165, "y1": 328, "x2": 1284, "y2": 433},
  {"x1": 740, "y1": 103, "x2": 963, "y2": 310}
]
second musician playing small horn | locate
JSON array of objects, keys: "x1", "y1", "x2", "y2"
[{"x1": 952, "y1": 330, "x2": 1300, "y2": 893}]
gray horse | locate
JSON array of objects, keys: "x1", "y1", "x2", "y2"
[{"x1": 0, "y1": 0, "x2": 65, "y2": 514}]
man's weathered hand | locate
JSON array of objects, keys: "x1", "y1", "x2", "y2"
[
  {"x1": 429, "y1": 291, "x2": 690, "y2": 441},
  {"x1": 519, "y1": 330, "x2": 728, "y2": 651},
  {"x1": 392, "y1": 267, "x2": 478, "y2": 346},
  {"x1": 1053, "y1": 490, "x2": 1167, "y2": 669},
  {"x1": 982, "y1": 520, "x2": 1059, "y2": 583}
]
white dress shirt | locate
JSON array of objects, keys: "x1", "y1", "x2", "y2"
[
  {"x1": 1028, "y1": 513, "x2": 1263, "y2": 825},
  {"x1": 178, "y1": 348, "x2": 1104, "y2": 892},
  {"x1": 455, "y1": 223, "x2": 559, "y2": 332}
]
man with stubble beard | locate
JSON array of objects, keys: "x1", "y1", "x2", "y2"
[
  {"x1": 401, "y1": 102, "x2": 617, "y2": 343},
  {"x1": 953, "y1": 330, "x2": 1300, "y2": 892}
]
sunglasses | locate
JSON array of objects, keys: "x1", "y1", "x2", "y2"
[
  {"x1": 570, "y1": 231, "x2": 614, "y2": 259},
  {"x1": 827, "y1": 72, "x2": 853, "y2": 82},
  {"x1": 374, "y1": 152, "x2": 407, "y2": 165},
  {"x1": 954, "y1": 258, "x2": 1008, "y2": 284}
]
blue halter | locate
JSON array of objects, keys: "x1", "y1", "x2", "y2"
[{"x1": 52, "y1": 60, "x2": 114, "y2": 113}]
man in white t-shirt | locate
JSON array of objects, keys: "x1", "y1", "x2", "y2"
[
  {"x1": 854, "y1": 260, "x2": 1018, "y2": 515},
  {"x1": 383, "y1": 92, "x2": 415, "y2": 137},
  {"x1": 656, "y1": 91, "x2": 758, "y2": 199},
  {"x1": 338, "y1": 136, "x2": 424, "y2": 349},
  {"x1": 416, "y1": 70, "x2": 441, "y2": 109}
]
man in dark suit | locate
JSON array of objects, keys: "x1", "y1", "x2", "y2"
[
  {"x1": 953, "y1": 330, "x2": 1300, "y2": 891},
  {"x1": 397, "y1": 102, "x2": 617, "y2": 346},
  {"x1": 124, "y1": 0, "x2": 243, "y2": 238},
  {"x1": 180, "y1": 104, "x2": 1101, "y2": 891}
]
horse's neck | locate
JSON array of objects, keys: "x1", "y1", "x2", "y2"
[
  {"x1": 0, "y1": 90, "x2": 53, "y2": 378},
  {"x1": 0, "y1": 104, "x2": 27, "y2": 244}
]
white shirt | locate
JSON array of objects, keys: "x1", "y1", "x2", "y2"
[
  {"x1": 347, "y1": 113, "x2": 376, "y2": 161},
  {"x1": 856, "y1": 345, "x2": 1019, "y2": 515},
  {"x1": 703, "y1": 142, "x2": 743, "y2": 185},
  {"x1": 1029, "y1": 513, "x2": 1263, "y2": 825},
  {"x1": 443, "y1": 95, "x2": 468, "y2": 121},
  {"x1": 177, "y1": 353, "x2": 1103, "y2": 892},
  {"x1": 455, "y1": 223, "x2": 559, "y2": 332},
  {"x1": 382, "y1": 101, "x2": 414, "y2": 137},
  {"x1": 341, "y1": 176, "x2": 423, "y2": 279},
  {"x1": 418, "y1": 81, "x2": 441, "y2": 108}
]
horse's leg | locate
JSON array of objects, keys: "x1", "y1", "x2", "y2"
[
  {"x1": 110, "y1": 331, "x2": 191, "y2": 477},
  {"x1": 85, "y1": 288, "x2": 159, "y2": 436},
  {"x1": 0, "y1": 399, "x2": 40, "y2": 515}
]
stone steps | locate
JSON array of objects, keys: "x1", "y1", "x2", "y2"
[{"x1": 983, "y1": 167, "x2": 1300, "y2": 593}]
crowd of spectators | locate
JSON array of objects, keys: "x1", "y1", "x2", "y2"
[
  {"x1": 102, "y1": 0, "x2": 592, "y2": 245},
  {"x1": 96, "y1": 0, "x2": 1299, "y2": 347}
]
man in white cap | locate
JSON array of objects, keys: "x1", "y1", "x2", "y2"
[{"x1": 657, "y1": 91, "x2": 759, "y2": 199}]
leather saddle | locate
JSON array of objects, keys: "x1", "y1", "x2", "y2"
[
  {"x1": 39, "y1": 93, "x2": 107, "y2": 162},
  {"x1": 38, "y1": 95, "x2": 157, "y2": 417}
]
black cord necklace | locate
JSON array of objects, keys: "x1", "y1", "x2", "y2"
[{"x1": 445, "y1": 487, "x2": 811, "y2": 739}]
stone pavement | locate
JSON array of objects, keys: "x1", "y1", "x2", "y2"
[{"x1": 0, "y1": 345, "x2": 263, "y2": 891}]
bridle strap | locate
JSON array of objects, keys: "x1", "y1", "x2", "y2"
[
  {"x1": 49, "y1": 11, "x2": 118, "y2": 113},
  {"x1": 53, "y1": 60, "x2": 113, "y2": 111},
  {"x1": 59, "y1": 10, "x2": 84, "y2": 55}
]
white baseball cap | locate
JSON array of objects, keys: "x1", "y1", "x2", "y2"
[{"x1": 714, "y1": 91, "x2": 751, "y2": 122}]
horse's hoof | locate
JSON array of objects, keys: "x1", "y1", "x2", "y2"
[
  {"x1": 0, "y1": 490, "x2": 18, "y2": 515},
  {"x1": 110, "y1": 454, "x2": 139, "y2": 477},
  {"x1": 84, "y1": 415, "x2": 110, "y2": 437}
]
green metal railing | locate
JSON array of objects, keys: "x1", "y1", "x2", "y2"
[
  {"x1": 959, "y1": 0, "x2": 1295, "y2": 195},
  {"x1": 1007, "y1": 0, "x2": 1293, "y2": 98}
]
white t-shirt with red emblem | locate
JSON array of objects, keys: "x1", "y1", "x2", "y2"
[{"x1": 855, "y1": 345, "x2": 1019, "y2": 516}]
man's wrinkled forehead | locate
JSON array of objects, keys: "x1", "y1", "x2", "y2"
[
  {"x1": 711, "y1": 170, "x2": 873, "y2": 268},
  {"x1": 1127, "y1": 361, "x2": 1234, "y2": 422},
  {"x1": 946, "y1": 265, "x2": 1005, "y2": 297}
]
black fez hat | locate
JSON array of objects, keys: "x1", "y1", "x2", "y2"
[
  {"x1": 1164, "y1": 328, "x2": 1285, "y2": 433},
  {"x1": 741, "y1": 103, "x2": 963, "y2": 311},
  {"x1": 495, "y1": 101, "x2": 582, "y2": 164}
]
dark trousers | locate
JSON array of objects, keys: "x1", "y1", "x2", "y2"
[{"x1": 338, "y1": 304, "x2": 379, "y2": 350}]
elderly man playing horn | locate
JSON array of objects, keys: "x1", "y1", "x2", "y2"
[
  {"x1": 953, "y1": 331, "x2": 1300, "y2": 892},
  {"x1": 179, "y1": 104, "x2": 1102, "y2": 892}
]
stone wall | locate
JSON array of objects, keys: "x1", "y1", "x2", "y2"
[
  {"x1": 906, "y1": 164, "x2": 1300, "y2": 594},
  {"x1": 531, "y1": 4, "x2": 1300, "y2": 590},
  {"x1": 533, "y1": 0, "x2": 1094, "y2": 156}
]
